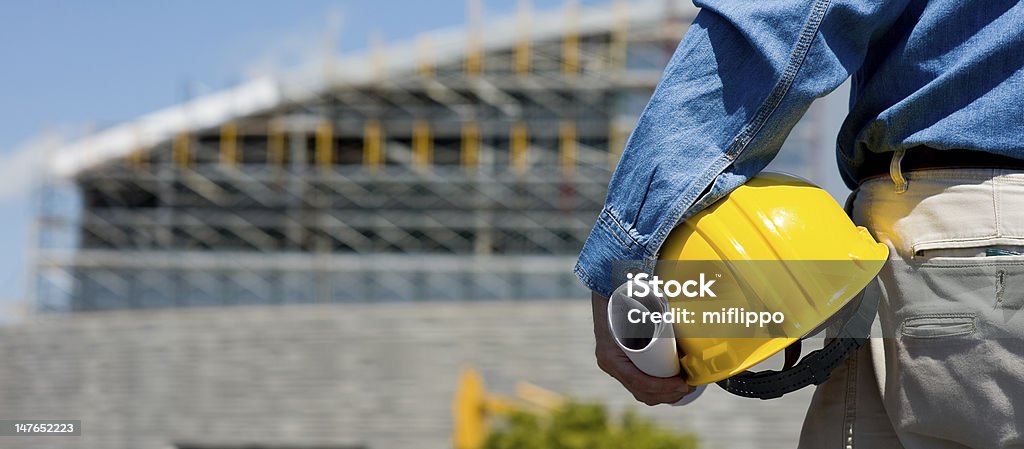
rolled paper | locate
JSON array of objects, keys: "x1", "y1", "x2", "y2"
[{"x1": 607, "y1": 280, "x2": 706, "y2": 405}]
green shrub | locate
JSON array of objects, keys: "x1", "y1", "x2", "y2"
[{"x1": 483, "y1": 400, "x2": 699, "y2": 449}]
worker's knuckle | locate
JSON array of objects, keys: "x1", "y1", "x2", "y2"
[{"x1": 630, "y1": 391, "x2": 647, "y2": 405}]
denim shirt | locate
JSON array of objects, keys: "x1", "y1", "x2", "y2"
[{"x1": 576, "y1": 0, "x2": 1024, "y2": 298}]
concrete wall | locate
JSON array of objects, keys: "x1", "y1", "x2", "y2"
[{"x1": 0, "y1": 301, "x2": 812, "y2": 449}]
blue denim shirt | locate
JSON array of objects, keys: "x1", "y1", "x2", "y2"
[{"x1": 576, "y1": 0, "x2": 1024, "y2": 298}]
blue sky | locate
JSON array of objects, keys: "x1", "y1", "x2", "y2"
[{"x1": 0, "y1": 0, "x2": 607, "y2": 316}]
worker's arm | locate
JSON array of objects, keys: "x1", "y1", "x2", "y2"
[
  {"x1": 584, "y1": 0, "x2": 908, "y2": 403},
  {"x1": 576, "y1": 0, "x2": 908, "y2": 298}
]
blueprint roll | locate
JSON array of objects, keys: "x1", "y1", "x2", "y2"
[{"x1": 607, "y1": 280, "x2": 706, "y2": 406}]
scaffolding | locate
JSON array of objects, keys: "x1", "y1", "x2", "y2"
[{"x1": 30, "y1": 1, "x2": 828, "y2": 312}]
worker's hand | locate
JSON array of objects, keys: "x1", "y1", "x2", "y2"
[{"x1": 592, "y1": 291, "x2": 696, "y2": 406}]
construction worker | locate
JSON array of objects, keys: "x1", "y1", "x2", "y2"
[{"x1": 578, "y1": 1, "x2": 1024, "y2": 448}]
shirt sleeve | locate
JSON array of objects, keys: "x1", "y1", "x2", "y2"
[{"x1": 575, "y1": 0, "x2": 908, "y2": 298}]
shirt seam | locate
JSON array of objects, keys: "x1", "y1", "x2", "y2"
[
  {"x1": 598, "y1": 208, "x2": 651, "y2": 258},
  {"x1": 725, "y1": 0, "x2": 832, "y2": 160},
  {"x1": 646, "y1": 0, "x2": 834, "y2": 255},
  {"x1": 573, "y1": 262, "x2": 601, "y2": 295}
]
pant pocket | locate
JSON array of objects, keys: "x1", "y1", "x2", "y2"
[
  {"x1": 915, "y1": 245, "x2": 1024, "y2": 259},
  {"x1": 881, "y1": 257, "x2": 1024, "y2": 448},
  {"x1": 899, "y1": 314, "x2": 976, "y2": 339}
]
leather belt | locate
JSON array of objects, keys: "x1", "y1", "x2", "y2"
[{"x1": 856, "y1": 146, "x2": 1024, "y2": 184}]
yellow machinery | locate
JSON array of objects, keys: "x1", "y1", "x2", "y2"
[{"x1": 452, "y1": 368, "x2": 562, "y2": 449}]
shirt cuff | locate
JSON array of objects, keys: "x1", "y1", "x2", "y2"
[{"x1": 574, "y1": 208, "x2": 655, "y2": 298}]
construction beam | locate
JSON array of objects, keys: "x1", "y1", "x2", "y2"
[
  {"x1": 172, "y1": 131, "x2": 191, "y2": 167},
  {"x1": 127, "y1": 126, "x2": 147, "y2": 169},
  {"x1": 511, "y1": 121, "x2": 528, "y2": 174},
  {"x1": 220, "y1": 122, "x2": 239, "y2": 167},
  {"x1": 562, "y1": 0, "x2": 580, "y2": 77},
  {"x1": 316, "y1": 121, "x2": 334, "y2": 168},
  {"x1": 127, "y1": 149, "x2": 147, "y2": 170},
  {"x1": 413, "y1": 120, "x2": 433, "y2": 170},
  {"x1": 417, "y1": 34, "x2": 435, "y2": 78},
  {"x1": 559, "y1": 121, "x2": 576, "y2": 176},
  {"x1": 461, "y1": 122, "x2": 479, "y2": 170},
  {"x1": 268, "y1": 120, "x2": 286, "y2": 168},
  {"x1": 363, "y1": 119, "x2": 383, "y2": 170},
  {"x1": 515, "y1": 0, "x2": 532, "y2": 75}
]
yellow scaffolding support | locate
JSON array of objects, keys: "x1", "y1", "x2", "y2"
[
  {"x1": 128, "y1": 150, "x2": 146, "y2": 169},
  {"x1": 363, "y1": 119, "x2": 383, "y2": 170},
  {"x1": 127, "y1": 126, "x2": 146, "y2": 169},
  {"x1": 559, "y1": 121, "x2": 576, "y2": 176},
  {"x1": 461, "y1": 122, "x2": 479, "y2": 170},
  {"x1": 611, "y1": 0, "x2": 629, "y2": 69},
  {"x1": 316, "y1": 121, "x2": 334, "y2": 168},
  {"x1": 562, "y1": 0, "x2": 580, "y2": 76},
  {"x1": 417, "y1": 35, "x2": 435, "y2": 78},
  {"x1": 465, "y1": 0, "x2": 483, "y2": 77},
  {"x1": 268, "y1": 121, "x2": 286, "y2": 168},
  {"x1": 510, "y1": 121, "x2": 528, "y2": 174},
  {"x1": 413, "y1": 120, "x2": 433, "y2": 170},
  {"x1": 172, "y1": 131, "x2": 191, "y2": 167},
  {"x1": 515, "y1": 0, "x2": 531, "y2": 75},
  {"x1": 220, "y1": 122, "x2": 238, "y2": 167},
  {"x1": 127, "y1": 150, "x2": 145, "y2": 168}
]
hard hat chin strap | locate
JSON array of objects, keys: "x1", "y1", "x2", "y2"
[{"x1": 716, "y1": 290, "x2": 878, "y2": 400}]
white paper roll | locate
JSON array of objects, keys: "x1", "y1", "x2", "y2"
[
  {"x1": 607, "y1": 282, "x2": 679, "y2": 378},
  {"x1": 607, "y1": 280, "x2": 705, "y2": 406}
]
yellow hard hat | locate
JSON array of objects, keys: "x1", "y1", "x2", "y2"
[{"x1": 655, "y1": 172, "x2": 888, "y2": 397}]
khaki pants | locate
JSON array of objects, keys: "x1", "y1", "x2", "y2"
[{"x1": 798, "y1": 169, "x2": 1024, "y2": 449}]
